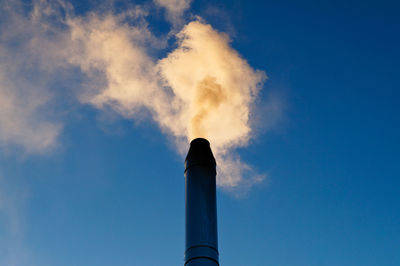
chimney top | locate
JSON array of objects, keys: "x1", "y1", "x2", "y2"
[{"x1": 185, "y1": 138, "x2": 216, "y2": 171}]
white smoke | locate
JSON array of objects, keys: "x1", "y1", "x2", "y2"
[
  {"x1": 0, "y1": 0, "x2": 279, "y2": 190},
  {"x1": 157, "y1": 21, "x2": 266, "y2": 187},
  {"x1": 158, "y1": 21, "x2": 265, "y2": 149}
]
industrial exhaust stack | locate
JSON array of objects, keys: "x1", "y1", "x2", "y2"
[{"x1": 184, "y1": 138, "x2": 219, "y2": 265}]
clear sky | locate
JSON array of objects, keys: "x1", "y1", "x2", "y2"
[{"x1": 0, "y1": 0, "x2": 399, "y2": 266}]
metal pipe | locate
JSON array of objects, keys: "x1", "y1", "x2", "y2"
[{"x1": 184, "y1": 138, "x2": 219, "y2": 266}]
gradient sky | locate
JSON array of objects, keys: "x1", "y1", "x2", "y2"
[{"x1": 0, "y1": 0, "x2": 399, "y2": 266}]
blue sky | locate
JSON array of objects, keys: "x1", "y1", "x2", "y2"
[{"x1": 0, "y1": 0, "x2": 399, "y2": 265}]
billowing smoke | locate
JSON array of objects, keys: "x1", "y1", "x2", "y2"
[
  {"x1": 158, "y1": 21, "x2": 265, "y2": 150},
  {"x1": 0, "y1": 0, "x2": 277, "y2": 190},
  {"x1": 157, "y1": 21, "x2": 266, "y2": 188}
]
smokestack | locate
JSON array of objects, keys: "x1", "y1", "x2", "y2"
[{"x1": 184, "y1": 138, "x2": 219, "y2": 265}]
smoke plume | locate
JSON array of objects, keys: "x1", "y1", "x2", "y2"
[
  {"x1": 0, "y1": 0, "x2": 277, "y2": 190},
  {"x1": 158, "y1": 21, "x2": 265, "y2": 149}
]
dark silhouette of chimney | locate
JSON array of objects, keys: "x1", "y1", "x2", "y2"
[{"x1": 184, "y1": 138, "x2": 219, "y2": 265}]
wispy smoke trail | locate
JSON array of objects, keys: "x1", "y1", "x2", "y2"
[
  {"x1": 0, "y1": 174, "x2": 35, "y2": 266},
  {"x1": 0, "y1": 1, "x2": 62, "y2": 153},
  {"x1": 154, "y1": 0, "x2": 192, "y2": 25},
  {"x1": 0, "y1": 0, "x2": 279, "y2": 190}
]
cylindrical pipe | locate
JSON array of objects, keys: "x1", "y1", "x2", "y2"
[{"x1": 184, "y1": 138, "x2": 219, "y2": 266}]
